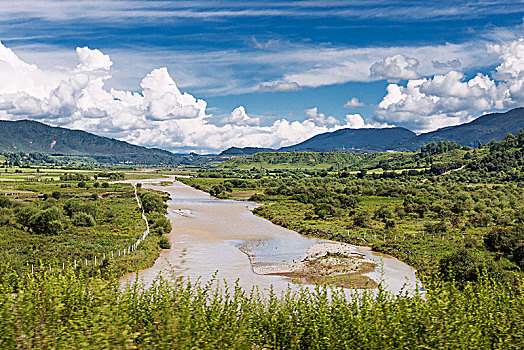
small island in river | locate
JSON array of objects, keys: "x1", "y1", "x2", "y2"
[{"x1": 245, "y1": 242, "x2": 378, "y2": 289}]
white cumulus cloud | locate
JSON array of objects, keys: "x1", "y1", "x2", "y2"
[
  {"x1": 343, "y1": 97, "x2": 365, "y2": 108},
  {"x1": 0, "y1": 41, "x2": 361, "y2": 153},
  {"x1": 375, "y1": 38, "x2": 524, "y2": 133},
  {"x1": 304, "y1": 107, "x2": 338, "y2": 127},
  {"x1": 345, "y1": 114, "x2": 393, "y2": 129},
  {"x1": 220, "y1": 106, "x2": 260, "y2": 126},
  {"x1": 370, "y1": 54, "x2": 420, "y2": 82}
]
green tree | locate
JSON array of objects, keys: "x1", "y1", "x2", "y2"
[
  {"x1": 15, "y1": 206, "x2": 40, "y2": 230},
  {"x1": 0, "y1": 195, "x2": 12, "y2": 208},
  {"x1": 148, "y1": 212, "x2": 172, "y2": 235}
]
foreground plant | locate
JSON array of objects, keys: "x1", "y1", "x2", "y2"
[{"x1": 0, "y1": 267, "x2": 521, "y2": 349}]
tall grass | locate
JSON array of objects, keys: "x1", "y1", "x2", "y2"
[{"x1": 0, "y1": 267, "x2": 521, "y2": 349}]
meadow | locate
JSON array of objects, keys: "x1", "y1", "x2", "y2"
[{"x1": 0, "y1": 169, "x2": 170, "y2": 280}]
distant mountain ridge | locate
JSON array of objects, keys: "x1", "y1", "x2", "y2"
[
  {"x1": 1, "y1": 107, "x2": 523, "y2": 165},
  {"x1": 397, "y1": 107, "x2": 524, "y2": 150},
  {"x1": 279, "y1": 127, "x2": 416, "y2": 152},
  {"x1": 267, "y1": 107, "x2": 524, "y2": 153},
  {"x1": 218, "y1": 147, "x2": 275, "y2": 157},
  {"x1": 0, "y1": 120, "x2": 182, "y2": 164}
]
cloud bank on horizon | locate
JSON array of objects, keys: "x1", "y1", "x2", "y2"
[
  {"x1": 1, "y1": 37, "x2": 524, "y2": 152},
  {"x1": 0, "y1": 42, "x2": 372, "y2": 153}
]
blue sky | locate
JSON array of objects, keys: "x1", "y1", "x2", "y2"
[{"x1": 0, "y1": 1, "x2": 523, "y2": 152}]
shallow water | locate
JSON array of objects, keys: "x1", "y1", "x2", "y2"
[{"x1": 121, "y1": 178, "x2": 419, "y2": 296}]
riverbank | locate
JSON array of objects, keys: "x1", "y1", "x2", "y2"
[{"x1": 168, "y1": 177, "x2": 417, "y2": 292}]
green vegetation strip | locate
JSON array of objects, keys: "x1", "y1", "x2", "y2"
[{"x1": 0, "y1": 269, "x2": 521, "y2": 349}]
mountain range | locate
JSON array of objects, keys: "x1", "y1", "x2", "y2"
[
  {"x1": 222, "y1": 107, "x2": 524, "y2": 154},
  {"x1": 0, "y1": 108, "x2": 523, "y2": 164},
  {"x1": 0, "y1": 120, "x2": 182, "y2": 164},
  {"x1": 279, "y1": 127, "x2": 415, "y2": 152}
]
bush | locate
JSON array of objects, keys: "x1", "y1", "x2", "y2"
[
  {"x1": 15, "y1": 206, "x2": 40, "y2": 229},
  {"x1": 514, "y1": 241, "x2": 524, "y2": 268},
  {"x1": 72, "y1": 212, "x2": 96, "y2": 227},
  {"x1": 438, "y1": 248, "x2": 505, "y2": 286},
  {"x1": 64, "y1": 198, "x2": 97, "y2": 218},
  {"x1": 485, "y1": 226, "x2": 524, "y2": 256},
  {"x1": 0, "y1": 208, "x2": 11, "y2": 226},
  {"x1": 248, "y1": 193, "x2": 266, "y2": 202},
  {"x1": 140, "y1": 192, "x2": 167, "y2": 214},
  {"x1": 0, "y1": 195, "x2": 12, "y2": 208},
  {"x1": 158, "y1": 236, "x2": 171, "y2": 249},
  {"x1": 148, "y1": 212, "x2": 172, "y2": 235},
  {"x1": 30, "y1": 207, "x2": 66, "y2": 235}
]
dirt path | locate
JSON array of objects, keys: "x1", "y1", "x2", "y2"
[{"x1": 422, "y1": 164, "x2": 466, "y2": 182}]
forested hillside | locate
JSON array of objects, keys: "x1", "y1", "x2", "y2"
[
  {"x1": 0, "y1": 120, "x2": 182, "y2": 165},
  {"x1": 279, "y1": 127, "x2": 416, "y2": 152},
  {"x1": 403, "y1": 107, "x2": 524, "y2": 149},
  {"x1": 267, "y1": 108, "x2": 524, "y2": 153}
]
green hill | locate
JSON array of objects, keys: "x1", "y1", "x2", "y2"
[
  {"x1": 0, "y1": 120, "x2": 182, "y2": 165},
  {"x1": 398, "y1": 107, "x2": 524, "y2": 150},
  {"x1": 279, "y1": 127, "x2": 416, "y2": 152},
  {"x1": 219, "y1": 147, "x2": 275, "y2": 157},
  {"x1": 275, "y1": 108, "x2": 524, "y2": 152}
]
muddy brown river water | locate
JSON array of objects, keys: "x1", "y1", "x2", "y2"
[{"x1": 121, "y1": 178, "x2": 419, "y2": 296}]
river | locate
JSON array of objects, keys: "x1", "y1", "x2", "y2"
[{"x1": 121, "y1": 177, "x2": 419, "y2": 296}]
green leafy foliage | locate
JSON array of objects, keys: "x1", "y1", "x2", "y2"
[
  {"x1": 71, "y1": 212, "x2": 96, "y2": 227},
  {"x1": 139, "y1": 191, "x2": 167, "y2": 214},
  {"x1": 0, "y1": 268, "x2": 521, "y2": 349},
  {"x1": 158, "y1": 236, "x2": 171, "y2": 249},
  {"x1": 148, "y1": 212, "x2": 172, "y2": 235}
]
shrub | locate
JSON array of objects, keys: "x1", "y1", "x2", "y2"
[
  {"x1": 148, "y1": 212, "x2": 172, "y2": 235},
  {"x1": 248, "y1": 193, "x2": 266, "y2": 202},
  {"x1": 0, "y1": 195, "x2": 12, "y2": 208},
  {"x1": 158, "y1": 236, "x2": 171, "y2": 249},
  {"x1": 72, "y1": 212, "x2": 96, "y2": 227},
  {"x1": 64, "y1": 198, "x2": 97, "y2": 218},
  {"x1": 15, "y1": 206, "x2": 40, "y2": 229},
  {"x1": 30, "y1": 207, "x2": 66, "y2": 235},
  {"x1": 140, "y1": 192, "x2": 167, "y2": 214},
  {"x1": 514, "y1": 241, "x2": 524, "y2": 268},
  {"x1": 0, "y1": 208, "x2": 11, "y2": 226},
  {"x1": 438, "y1": 248, "x2": 505, "y2": 286}
]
